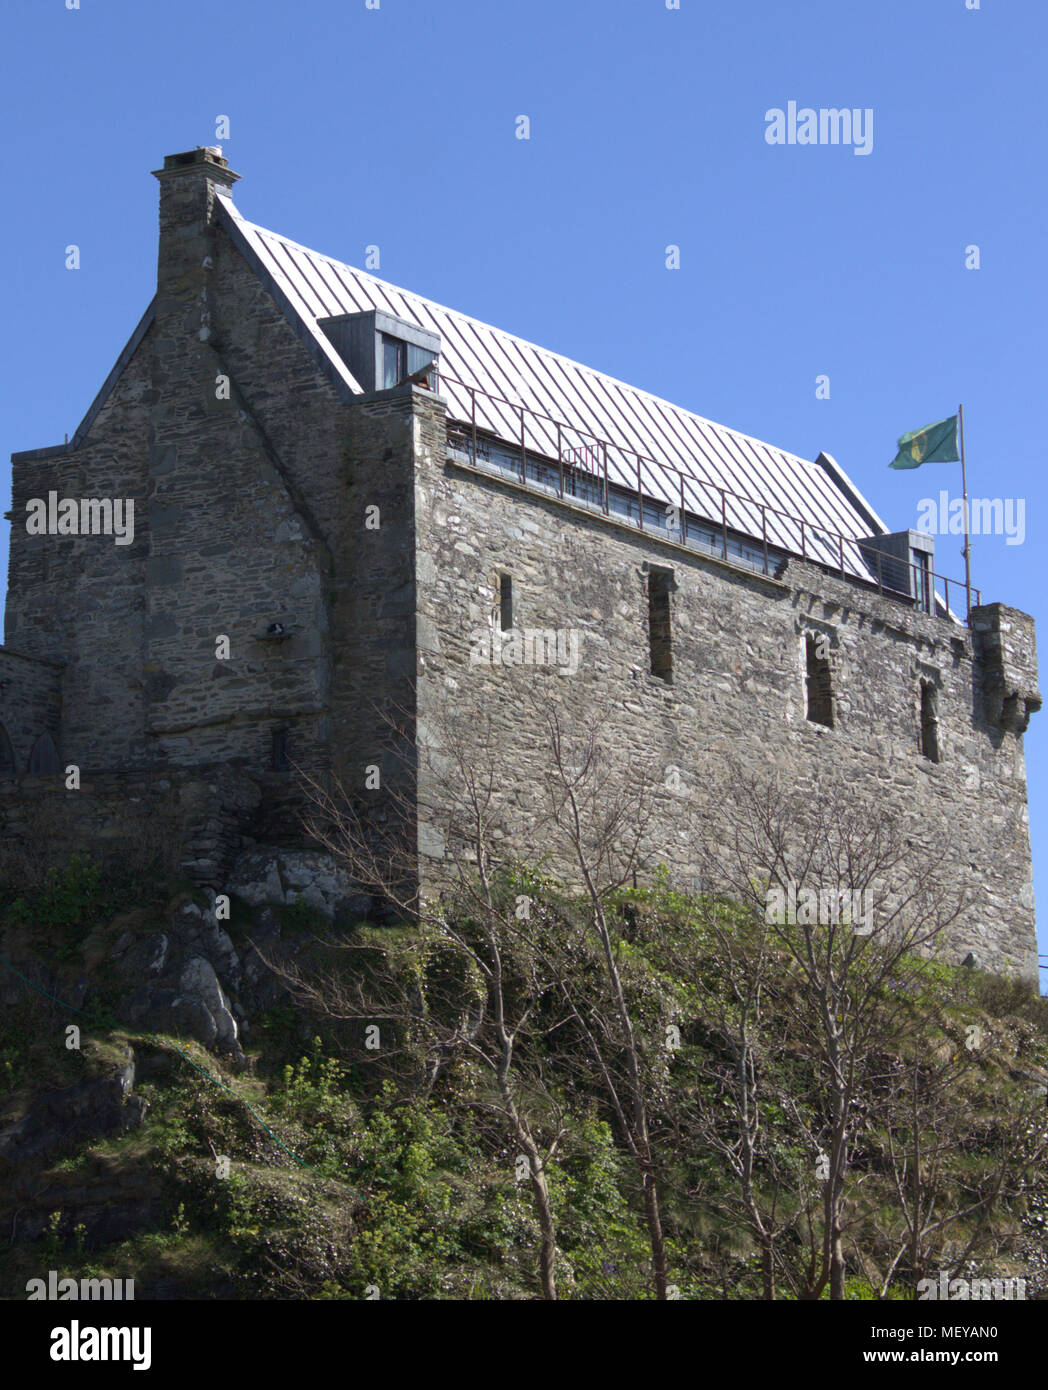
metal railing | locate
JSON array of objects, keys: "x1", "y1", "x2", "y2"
[{"x1": 440, "y1": 373, "x2": 979, "y2": 622}]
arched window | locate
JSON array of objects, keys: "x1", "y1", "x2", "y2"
[
  {"x1": 0, "y1": 723, "x2": 14, "y2": 775},
  {"x1": 28, "y1": 732, "x2": 60, "y2": 775}
]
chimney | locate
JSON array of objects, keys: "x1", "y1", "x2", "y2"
[{"x1": 152, "y1": 147, "x2": 240, "y2": 310}]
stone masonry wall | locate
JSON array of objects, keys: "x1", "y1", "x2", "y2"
[
  {"x1": 972, "y1": 604, "x2": 1042, "y2": 736},
  {"x1": 334, "y1": 392, "x2": 420, "y2": 801},
  {"x1": 143, "y1": 166, "x2": 329, "y2": 780},
  {"x1": 3, "y1": 154, "x2": 428, "y2": 870},
  {"x1": 202, "y1": 215, "x2": 422, "y2": 813},
  {"x1": 0, "y1": 765, "x2": 262, "y2": 886},
  {"x1": 0, "y1": 649, "x2": 62, "y2": 774},
  {"x1": 5, "y1": 343, "x2": 153, "y2": 771},
  {"x1": 413, "y1": 398, "x2": 1040, "y2": 980}
]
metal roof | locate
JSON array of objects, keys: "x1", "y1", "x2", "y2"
[{"x1": 222, "y1": 200, "x2": 885, "y2": 579}]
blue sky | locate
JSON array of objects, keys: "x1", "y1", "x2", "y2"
[{"x1": 1, "y1": 0, "x2": 1045, "y2": 983}]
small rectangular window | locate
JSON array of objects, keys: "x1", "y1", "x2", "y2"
[
  {"x1": 919, "y1": 682, "x2": 941, "y2": 762},
  {"x1": 805, "y1": 634, "x2": 834, "y2": 727},
  {"x1": 499, "y1": 573, "x2": 514, "y2": 631},
  {"x1": 0, "y1": 722, "x2": 16, "y2": 776},
  {"x1": 648, "y1": 569, "x2": 673, "y2": 680},
  {"x1": 272, "y1": 727, "x2": 290, "y2": 773}
]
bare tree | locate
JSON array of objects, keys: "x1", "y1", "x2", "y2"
[
  {"x1": 854, "y1": 1023, "x2": 1048, "y2": 1298},
  {"x1": 528, "y1": 701, "x2": 677, "y2": 1298},
  {"x1": 270, "y1": 701, "x2": 574, "y2": 1300},
  {"x1": 285, "y1": 685, "x2": 681, "y2": 1298},
  {"x1": 700, "y1": 765, "x2": 969, "y2": 1300},
  {"x1": 670, "y1": 894, "x2": 805, "y2": 1299}
]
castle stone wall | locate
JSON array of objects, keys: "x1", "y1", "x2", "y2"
[
  {"x1": 142, "y1": 170, "x2": 331, "y2": 780},
  {"x1": 200, "y1": 218, "x2": 422, "y2": 804},
  {"x1": 2, "y1": 151, "x2": 1039, "y2": 982},
  {"x1": 0, "y1": 649, "x2": 62, "y2": 775},
  {"x1": 413, "y1": 399, "x2": 1039, "y2": 980},
  {"x1": 0, "y1": 764, "x2": 262, "y2": 885},
  {"x1": 5, "y1": 340, "x2": 154, "y2": 771}
]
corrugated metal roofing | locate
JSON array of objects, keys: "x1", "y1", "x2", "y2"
[{"x1": 222, "y1": 200, "x2": 884, "y2": 579}]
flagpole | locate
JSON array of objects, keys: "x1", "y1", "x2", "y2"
[{"x1": 958, "y1": 403, "x2": 972, "y2": 622}]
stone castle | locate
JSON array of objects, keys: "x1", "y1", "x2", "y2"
[{"x1": 0, "y1": 147, "x2": 1040, "y2": 978}]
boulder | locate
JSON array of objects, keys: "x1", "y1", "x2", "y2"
[
  {"x1": 127, "y1": 956, "x2": 243, "y2": 1062},
  {"x1": 179, "y1": 956, "x2": 240, "y2": 1056}
]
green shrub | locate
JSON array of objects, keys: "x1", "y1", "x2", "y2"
[{"x1": 8, "y1": 854, "x2": 103, "y2": 930}]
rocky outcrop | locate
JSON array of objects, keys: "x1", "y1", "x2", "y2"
[
  {"x1": 0, "y1": 1048, "x2": 146, "y2": 1166},
  {"x1": 120, "y1": 906, "x2": 237, "y2": 1061},
  {"x1": 9, "y1": 1164, "x2": 166, "y2": 1250},
  {"x1": 228, "y1": 846, "x2": 372, "y2": 921},
  {"x1": 114, "y1": 896, "x2": 300, "y2": 1063}
]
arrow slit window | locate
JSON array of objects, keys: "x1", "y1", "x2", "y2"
[
  {"x1": 919, "y1": 682, "x2": 941, "y2": 763},
  {"x1": 648, "y1": 569, "x2": 673, "y2": 681},
  {"x1": 805, "y1": 634, "x2": 834, "y2": 727}
]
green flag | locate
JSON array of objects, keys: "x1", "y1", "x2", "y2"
[{"x1": 889, "y1": 414, "x2": 960, "y2": 469}]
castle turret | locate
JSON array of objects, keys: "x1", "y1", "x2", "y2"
[{"x1": 971, "y1": 603, "x2": 1042, "y2": 734}]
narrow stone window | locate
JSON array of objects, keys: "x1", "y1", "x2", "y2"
[
  {"x1": 272, "y1": 727, "x2": 290, "y2": 773},
  {"x1": 919, "y1": 682, "x2": 941, "y2": 763},
  {"x1": 805, "y1": 634, "x2": 834, "y2": 728},
  {"x1": 0, "y1": 723, "x2": 14, "y2": 776},
  {"x1": 28, "y1": 732, "x2": 60, "y2": 775},
  {"x1": 648, "y1": 569, "x2": 673, "y2": 681},
  {"x1": 499, "y1": 573, "x2": 514, "y2": 632}
]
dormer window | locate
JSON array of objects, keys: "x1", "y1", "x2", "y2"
[
  {"x1": 858, "y1": 528, "x2": 936, "y2": 610},
  {"x1": 319, "y1": 309, "x2": 440, "y2": 395}
]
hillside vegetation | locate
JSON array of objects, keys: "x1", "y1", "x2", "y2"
[{"x1": 1, "y1": 853, "x2": 1045, "y2": 1301}]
